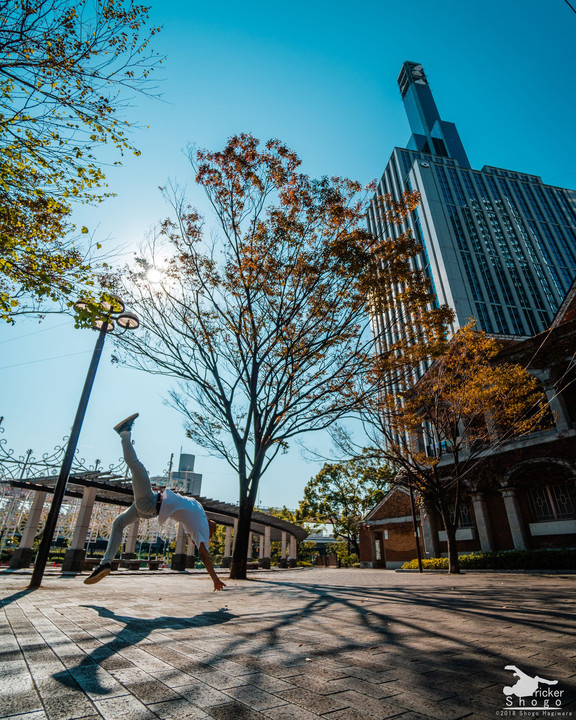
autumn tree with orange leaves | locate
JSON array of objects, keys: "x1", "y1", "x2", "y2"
[
  {"x1": 337, "y1": 323, "x2": 554, "y2": 574},
  {"x1": 115, "y1": 133, "x2": 445, "y2": 580}
]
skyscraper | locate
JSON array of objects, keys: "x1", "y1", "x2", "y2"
[{"x1": 368, "y1": 61, "x2": 576, "y2": 339}]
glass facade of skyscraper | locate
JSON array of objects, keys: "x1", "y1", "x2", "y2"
[{"x1": 369, "y1": 62, "x2": 576, "y2": 340}]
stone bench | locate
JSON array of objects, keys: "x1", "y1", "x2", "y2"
[{"x1": 119, "y1": 559, "x2": 142, "y2": 570}]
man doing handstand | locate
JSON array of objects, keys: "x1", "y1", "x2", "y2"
[{"x1": 84, "y1": 414, "x2": 226, "y2": 591}]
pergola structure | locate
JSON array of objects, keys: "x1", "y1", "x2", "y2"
[{"x1": 6, "y1": 474, "x2": 307, "y2": 571}]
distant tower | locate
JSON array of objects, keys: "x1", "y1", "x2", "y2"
[
  {"x1": 172, "y1": 453, "x2": 202, "y2": 495},
  {"x1": 150, "y1": 452, "x2": 202, "y2": 495},
  {"x1": 398, "y1": 61, "x2": 470, "y2": 169},
  {"x1": 368, "y1": 62, "x2": 576, "y2": 342}
]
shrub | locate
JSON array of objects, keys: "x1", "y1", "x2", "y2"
[
  {"x1": 402, "y1": 557, "x2": 448, "y2": 570},
  {"x1": 401, "y1": 549, "x2": 576, "y2": 571}
]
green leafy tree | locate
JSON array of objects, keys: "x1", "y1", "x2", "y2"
[
  {"x1": 264, "y1": 505, "x2": 309, "y2": 526},
  {"x1": 115, "y1": 133, "x2": 440, "y2": 580},
  {"x1": 209, "y1": 522, "x2": 226, "y2": 560},
  {"x1": 264, "y1": 506, "x2": 318, "y2": 564},
  {"x1": 296, "y1": 540, "x2": 317, "y2": 565},
  {"x1": 300, "y1": 455, "x2": 392, "y2": 555},
  {"x1": 0, "y1": 0, "x2": 162, "y2": 321},
  {"x1": 326, "y1": 538, "x2": 358, "y2": 568}
]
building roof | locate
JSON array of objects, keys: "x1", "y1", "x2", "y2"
[{"x1": 364, "y1": 485, "x2": 410, "y2": 523}]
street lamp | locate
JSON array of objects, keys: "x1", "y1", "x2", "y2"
[{"x1": 28, "y1": 297, "x2": 139, "y2": 589}]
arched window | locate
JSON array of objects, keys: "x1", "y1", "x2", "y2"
[{"x1": 528, "y1": 484, "x2": 575, "y2": 522}]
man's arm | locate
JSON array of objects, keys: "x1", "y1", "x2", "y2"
[{"x1": 198, "y1": 543, "x2": 226, "y2": 591}]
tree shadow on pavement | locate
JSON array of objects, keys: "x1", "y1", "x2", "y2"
[
  {"x1": 205, "y1": 575, "x2": 576, "y2": 715},
  {"x1": 0, "y1": 587, "x2": 33, "y2": 607},
  {"x1": 40, "y1": 574, "x2": 575, "y2": 716}
]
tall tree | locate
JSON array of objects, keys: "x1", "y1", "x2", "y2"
[
  {"x1": 300, "y1": 455, "x2": 392, "y2": 555},
  {"x1": 341, "y1": 323, "x2": 553, "y2": 573},
  {"x1": 115, "y1": 133, "x2": 441, "y2": 579},
  {"x1": 0, "y1": 0, "x2": 162, "y2": 321}
]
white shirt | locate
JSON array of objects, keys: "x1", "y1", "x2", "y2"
[{"x1": 158, "y1": 488, "x2": 210, "y2": 549}]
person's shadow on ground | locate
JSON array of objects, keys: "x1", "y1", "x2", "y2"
[{"x1": 53, "y1": 605, "x2": 236, "y2": 695}]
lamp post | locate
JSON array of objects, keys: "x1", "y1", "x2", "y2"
[
  {"x1": 28, "y1": 298, "x2": 139, "y2": 589},
  {"x1": 408, "y1": 480, "x2": 423, "y2": 573}
]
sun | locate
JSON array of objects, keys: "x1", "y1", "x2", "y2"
[{"x1": 146, "y1": 267, "x2": 163, "y2": 284}]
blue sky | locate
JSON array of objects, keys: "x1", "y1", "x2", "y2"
[{"x1": 1, "y1": 0, "x2": 575, "y2": 508}]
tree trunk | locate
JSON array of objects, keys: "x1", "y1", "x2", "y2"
[
  {"x1": 444, "y1": 521, "x2": 461, "y2": 574},
  {"x1": 229, "y1": 499, "x2": 253, "y2": 579},
  {"x1": 229, "y1": 468, "x2": 261, "y2": 580}
]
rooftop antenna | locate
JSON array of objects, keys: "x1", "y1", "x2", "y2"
[{"x1": 167, "y1": 452, "x2": 174, "y2": 488}]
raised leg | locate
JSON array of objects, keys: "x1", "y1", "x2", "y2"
[{"x1": 120, "y1": 433, "x2": 157, "y2": 517}]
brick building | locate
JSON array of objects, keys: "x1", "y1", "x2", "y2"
[
  {"x1": 359, "y1": 285, "x2": 576, "y2": 568},
  {"x1": 360, "y1": 487, "x2": 424, "y2": 569}
]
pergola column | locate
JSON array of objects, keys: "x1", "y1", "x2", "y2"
[
  {"x1": 223, "y1": 520, "x2": 237, "y2": 569},
  {"x1": 118, "y1": 517, "x2": 141, "y2": 569},
  {"x1": 260, "y1": 525, "x2": 271, "y2": 569},
  {"x1": 222, "y1": 525, "x2": 232, "y2": 568},
  {"x1": 248, "y1": 532, "x2": 254, "y2": 559},
  {"x1": 471, "y1": 492, "x2": 494, "y2": 552},
  {"x1": 186, "y1": 536, "x2": 196, "y2": 569},
  {"x1": 224, "y1": 526, "x2": 232, "y2": 556},
  {"x1": 123, "y1": 518, "x2": 140, "y2": 557},
  {"x1": 171, "y1": 523, "x2": 188, "y2": 570},
  {"x1": 501, "y1": 487, "x2": 528, "y2": 550},
  {"x1": 10, "y1": 491, "x2": 47, "y2": 569},
  {"x1": 288, "y1": 535, "x2": 297, "y2": 567},
  {"x1": 280, "y1": 530, "x2": 288, "y2": 567},
  {"x1": 63, "y1": 486, "x2": 97, "y2": 571}
]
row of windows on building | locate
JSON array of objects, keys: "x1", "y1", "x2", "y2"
[
  {"x1": 455, "y1": 484, "x2": 574, "y2": 527},
  {"x1": 367, "y1": 149, "x2": 576, "y2": 338}
]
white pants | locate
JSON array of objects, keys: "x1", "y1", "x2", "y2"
[{"x1": 102, "y1": 434, "x2": 157, "y2": 564}]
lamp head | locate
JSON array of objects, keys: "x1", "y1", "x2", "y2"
[{"x1": 116, "y1": 312, "x2": 140, "y2": 330}]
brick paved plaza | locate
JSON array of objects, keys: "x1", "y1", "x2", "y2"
[{"x1": 1, "y1": 568, "x2": 574, "y2": 720}]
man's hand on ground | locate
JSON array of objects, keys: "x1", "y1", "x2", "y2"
[{"x1": 198, "y1": 542, "x2": 226, "y2": 592}]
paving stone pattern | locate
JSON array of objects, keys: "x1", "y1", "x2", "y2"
[{"x1": 1, "y1": 568, "x2": 575, "y2": 720}]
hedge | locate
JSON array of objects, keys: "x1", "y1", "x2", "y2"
[{"x1": 401, "y1": 549, "x2": 576, "y2": 571}]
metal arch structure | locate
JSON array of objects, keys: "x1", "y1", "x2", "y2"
[
  {"x1": 195, "y1": 496, "x2": 308, "y2": 541},
  {"x1": 2, "y1": 474, "x2": 308, "y2": 571}
]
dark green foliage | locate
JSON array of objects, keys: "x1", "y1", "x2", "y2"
[{"x1": 402, "y1": 549, "x2": 576, "y2": 571}]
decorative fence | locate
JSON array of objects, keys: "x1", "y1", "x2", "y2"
[{"x1": 0, "y1": 418, "x2": 180, "y2": 564}]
